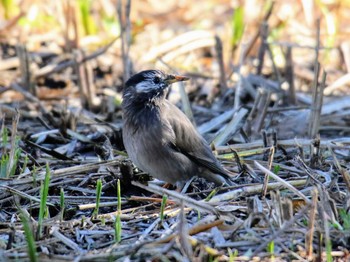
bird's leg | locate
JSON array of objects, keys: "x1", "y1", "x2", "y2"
[{"x1": 149, "y1": 182, "x2": 174, "y2": 198}]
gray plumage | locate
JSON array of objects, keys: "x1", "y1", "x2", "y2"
[{"x1": 122, "y1": 70, "x2": 231, "y2": 186}]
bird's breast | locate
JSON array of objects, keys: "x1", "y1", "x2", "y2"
[{"x1": 123, "y1": 105, "x2": 174, "y2": 160}]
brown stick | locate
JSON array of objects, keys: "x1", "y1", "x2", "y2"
[
  {"x1": 284, "y1": 46, "x2": 296, "y2": 104},
  {"x1": 117, "y1": 0, "x2": 132, "y2": 85},
  {"x1": 256, "y1": 22, "x2": 269, "y2": 75},
  {"x1": 215, "y1": 35, "x2": 228, "y2": 92}
]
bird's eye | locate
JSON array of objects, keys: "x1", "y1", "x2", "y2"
[{"x1": 153, "y1": 76, "x2": 161, "y2": 84}]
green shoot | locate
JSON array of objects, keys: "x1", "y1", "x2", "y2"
[
  {"x1": 79, "y1": 0, "x2": 97, "y2": 35},
  {"x1": 20, "y1": 211, "x2": 38, "y2": 262},
  {"x1": 93, "y1": 178, "x2": 102, "y2": 218},
  {"x1": 197, "y1": 209, "x2": 201, "y2": 221},
  {"x1": 228, "y1": 248, "x2": 238, "y2": 262},
  {"x1": 115, "y1": 179, "x2": 122, "y2": 243},
  {"x1": 0, "y1": 153, "x2": 8, "y2": 178},
  {"x1": 230, "y1": 6, "x2": 245, "y2": 49},
  {"x1": 0, "y1": 125, "x2": 8, "y2": 178},
  {"x1": 160, "y1": 195, "x2": 167, "y2": 222},
  {"x1": 9, "y1": 143, "x2": 21, "y2": 177},
  {"x1": 267, "y1": 241, "x2": 275, "y2": 260},
  {"x1": 81, "y1": 215, "x2": 86, "y2": 227},
  {"x1": 21, "y1": 154, "x2": 29, "y2": 174},
  {"x1": 205, "y1": 188, "x2": 218, "y2": 201},
  {"x1": 60, "y1": 188, "x2": 65, "y2": 221},
  {"x1": 37, "y1": 163, "x2": 51, "y2": 239},
  {"x1": 1, "y1": 124, "x2": 8, "y2": 148},
  {"x1": 273, "y1": 165, "x2": 280, "y2": 175}
]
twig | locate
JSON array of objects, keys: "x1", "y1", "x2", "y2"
[
  {"x1": 117, "y1": 0, "x2": 132, "y2": 84},
  {"x1": 74, "y1": 49, "x2": 95, "y2": 110},
  {"x1": 284, "y1": 46, "x2": 296, "y2": 104},
  {"x1": 254, "y1": 161, "x2": 310, "y2": 203},
  {"x1": 215, "y1": 35, "x2": 228, "y2": 92},
  {"x1": 50, "y1": 226, "x2": 83, "y2": 252},
  {"x1": 34, "y1": 37, "x2": 119, "y2": 79},
  {"x1": 6, "y1": 112, "x2": 20, "y2": 178},
  {"x1": 306, "y1": 187, "x2": 318, "y2": 260},
  {"x1": 328, "y1": 146, "x2": 350, "y2": 193},
  {"x1": 16, "y1": 44, "x2": 35, "y2": 95},
  {"x1": 209, "y1": 179, "x2": 307, "y2": 203},
  {"x1": 252, "y1": 88, "x2": 271, "y2": 133},
  {"x1": 244, "y1": 1, "x2": 274, "y2": 59},
  {"x1": 0, "y1": 185, "x2": 54, "y2": 206},
  {"x1": 250, "y1": 203, "x2": 311, "y2": 257},
  {"x1": 234, "y1": 43, "x2": 247, "y2": 110},
  {"x1": 266, "y1": 44, "x2": 282, "y2": 89},
  {"x1": 10, "y1": 82, "x2": 56, "y2": 126},
  {"x1": 256, "y1": 22, "x2": 269, "y2": 75},
  {"x1": 310, "y1": 71, "x2": 326, "y2": 138},
  {"x1": 261, "y1": 146, "x2": 275, "y2": 198},
  {"x1": 213, "y1": 107, "x2": 248, "y2": 146},
  {"x1": 308, "y1": 18, "x2": 321, "y2": 138},
  {"x1": 131, "y1": 181, "x2": 219, "y2": 215}
]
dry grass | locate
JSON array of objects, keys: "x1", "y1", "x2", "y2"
[{"x1": 1, "y1": 0, "x2": 350, "y2": 261}]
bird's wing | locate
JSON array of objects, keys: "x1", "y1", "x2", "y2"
[{"x1": 163, "y1": 101, "x2": 228, "y2": 177}]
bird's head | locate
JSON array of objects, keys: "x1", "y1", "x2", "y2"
[{"x1": 122, "y1": 70, "x2": 189, "y2": 105}]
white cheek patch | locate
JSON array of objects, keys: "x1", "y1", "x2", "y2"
[{"x1": 135, "y1": 81, "x2": 155, "y2": 93}]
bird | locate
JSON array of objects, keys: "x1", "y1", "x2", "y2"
[{"x1": 122, "y1": 70, "x2": 232, "y2": 188}]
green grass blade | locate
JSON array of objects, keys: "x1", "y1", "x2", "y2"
[
  {"x1": 0, "y1": 154, "x2": 8, "y2": 178},
  {"x1": 160, "y1": 195, "x2": 167, "y2": 222},
  {"x1": 37, "y1": 163, "x2": 51, "y2": 239},
  {"x1": 93, "y1": 179, "x2": 102, "y2": 218},
  {"x1": 231, "y1": 6, "x2": 245, "y2": 48},
  {"x1": 115, "y1": 179, "x2": 122, "y2": 243},
  {"x1": 60, "y1": 188, "x2": 65, "y2": 221},
  {"x1": 21, "y1": 154, "x2": 29, "y2": 174},
  {"x1": 20, "y1": 211, "x2": 38, "y2": 262},
  {"x1": 79, "y1": 0, "x2": 97, "y2": 35}
]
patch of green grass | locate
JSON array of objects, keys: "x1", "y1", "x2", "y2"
[
  {"x1": 228, "y1": 248, "x2": 238, "y2": 261},
  {"x1": 1, "y1": 123, "x2": 22, "y2": 178},
  {"x1": 273, "y1": 165, "x2": 280, "y2": 174}
]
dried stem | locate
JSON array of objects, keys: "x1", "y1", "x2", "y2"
[
  {"x1": 215, "y1": 35, "x2": 228, "y2": 92},
  {"x1": 117, "y1": 0, "x2": 132, "y2": 84}
]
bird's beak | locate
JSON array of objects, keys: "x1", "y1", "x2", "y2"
[{"x1": 164, "y1": 74, "x2": 190, "y2": 85}]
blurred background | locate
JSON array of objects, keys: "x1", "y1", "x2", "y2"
[
  {"x1": 0, "y1": 0, "x2": 349, "y2": 101},
  {"x1": 1, "y1": 2, "x2": 350, "y2": 260}
]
